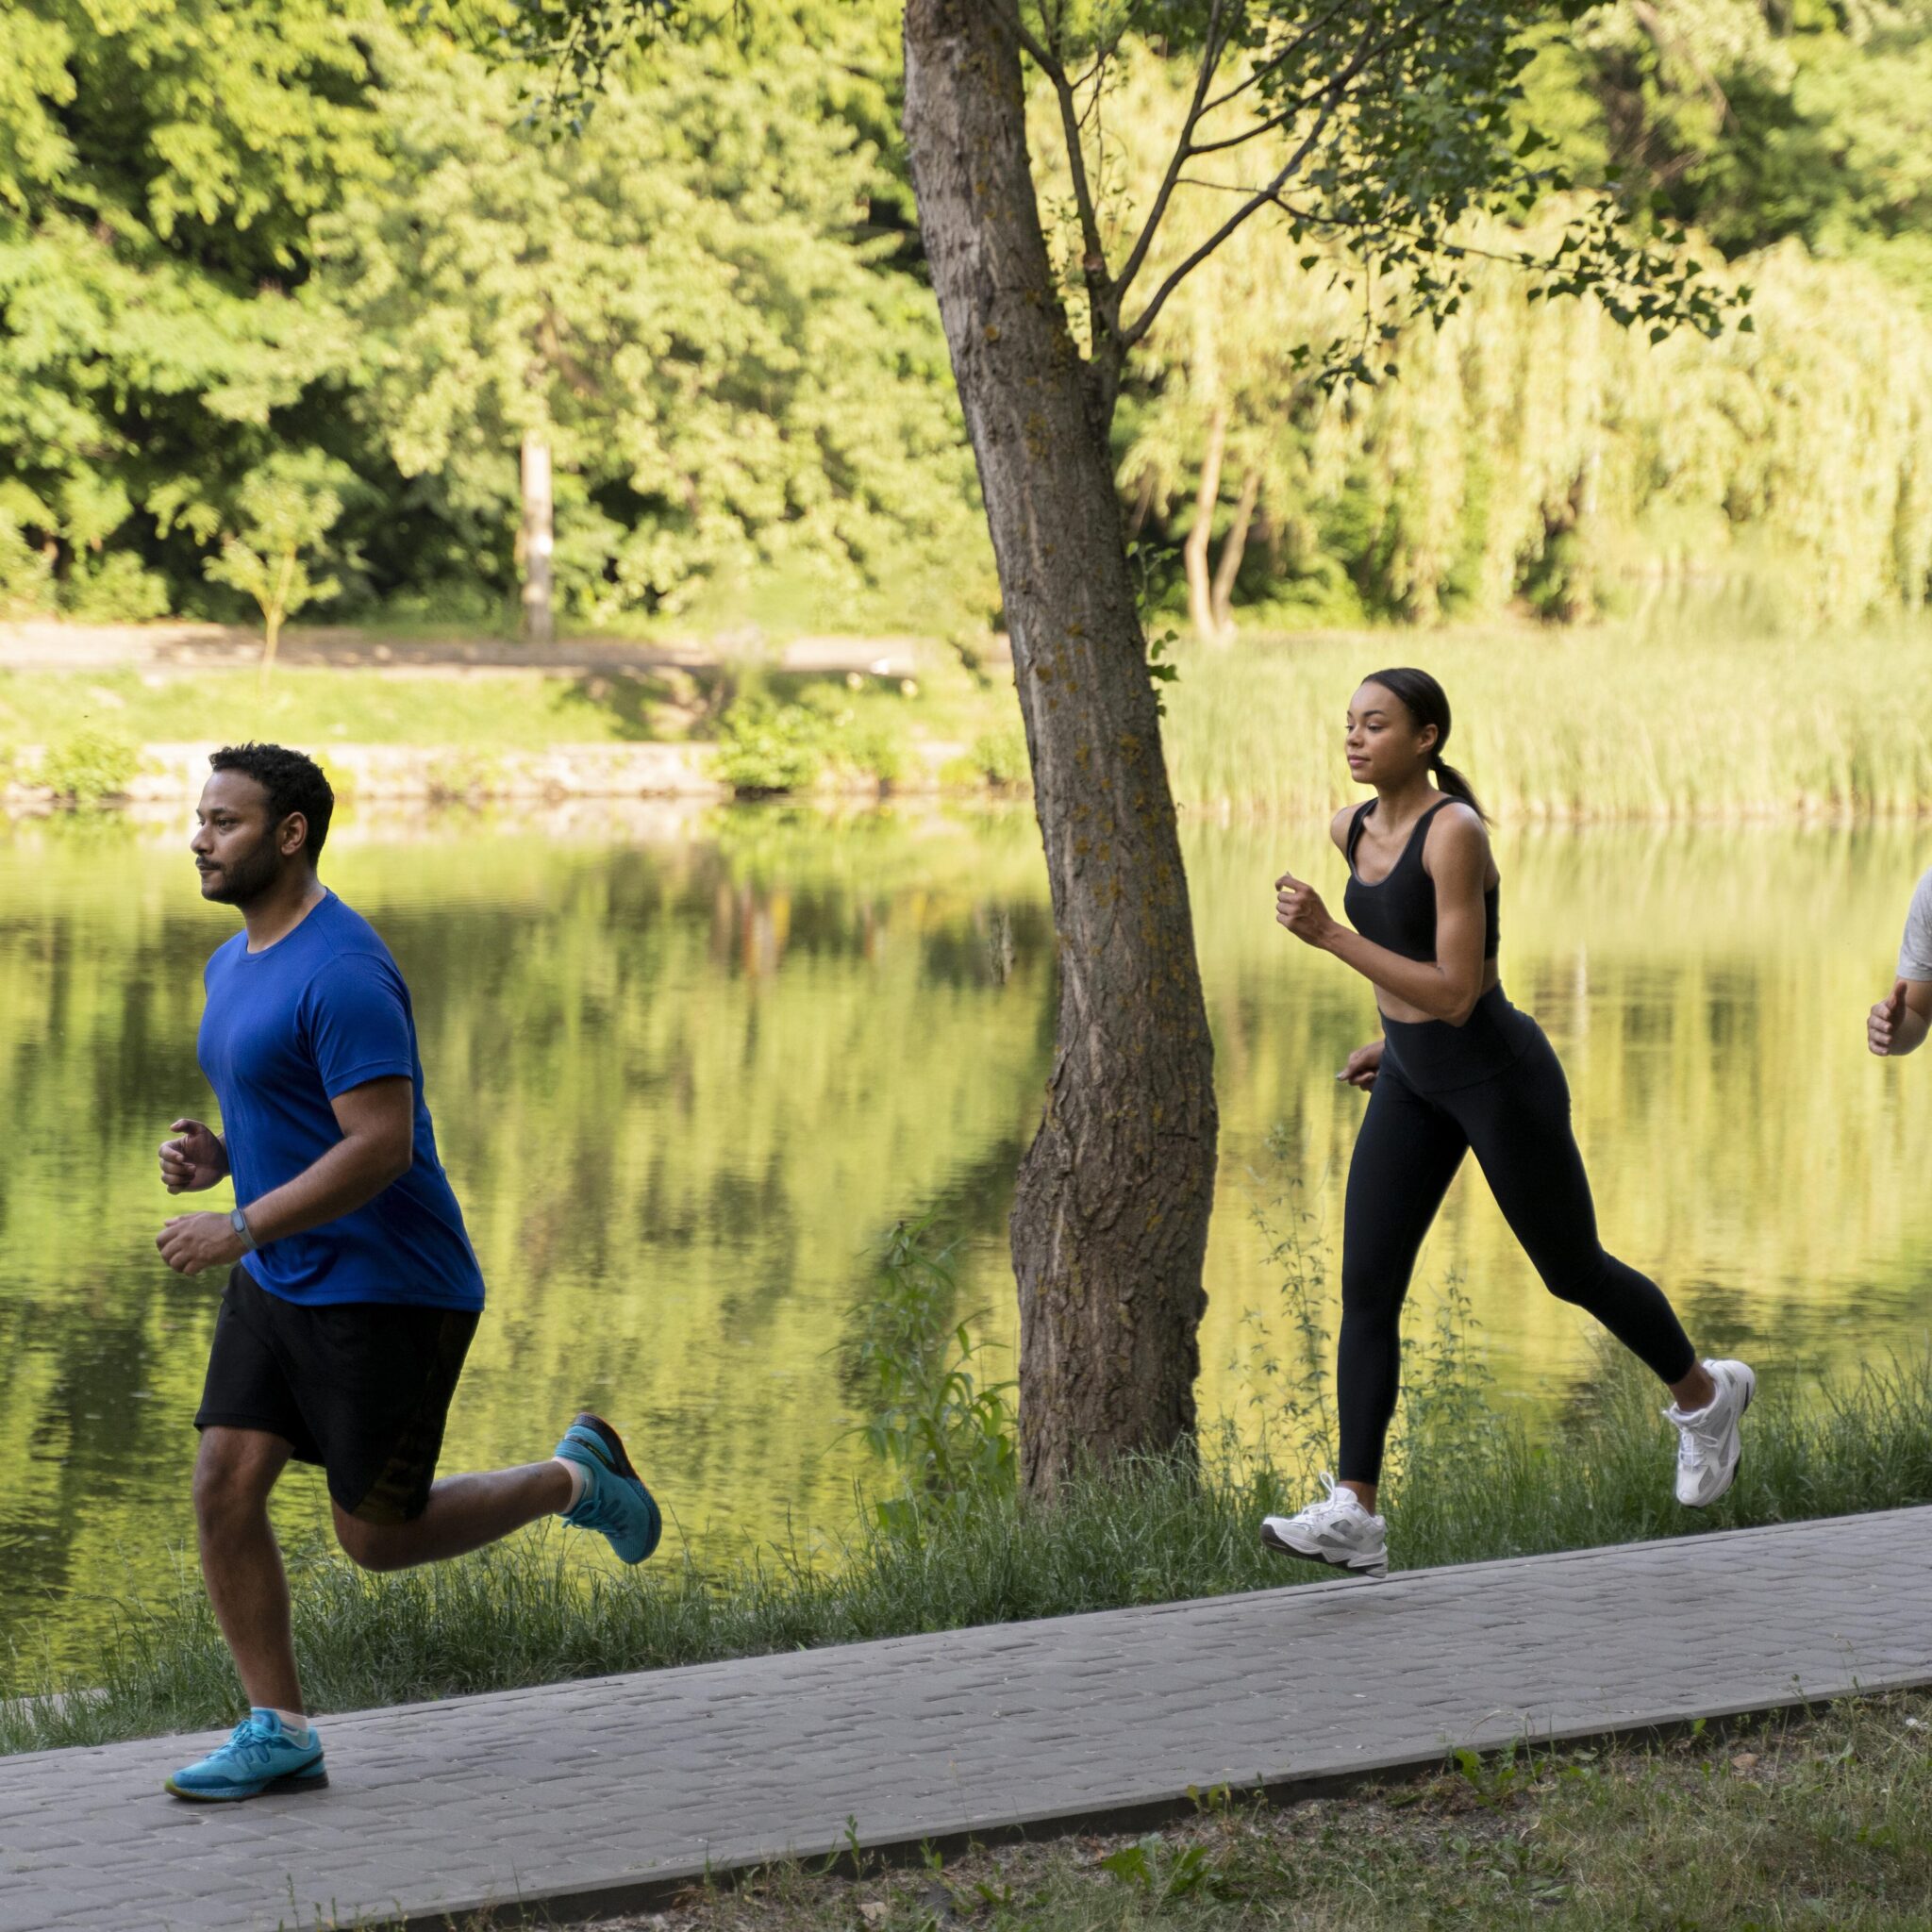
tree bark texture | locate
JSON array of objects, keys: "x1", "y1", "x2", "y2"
[
  {"x1": 903, "y1": 0, "x2": 1219, "y2": 1494},
  {"x1": 520, "y1": 428, "x2": 555, "y2": 649}
]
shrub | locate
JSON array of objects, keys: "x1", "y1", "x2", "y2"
[
  {"x1": 38, "y1": 725, "x2": 141, "y2": 808},
  {"x1": 58, "y1": 554, "x2": 171, "y2": 623},
  {"x1": 710, "y1": 700, "x2": 828, "y2": 795},
  {"x1": 0, "y1": 518, "x2": 53, "y2": 618},
  {"x1": 968, "y1": 724, "x2": 1030, "y2": 790},
  {"x1": 826, "y1": 714, "x2": 908, "y2": 789}
]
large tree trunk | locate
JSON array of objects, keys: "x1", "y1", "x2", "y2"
[
  {"x1": 520, "y1": 428, "x2": 554, "y2": 649},
  {"x1": 1210, "y1": 467, "x2": 1262, "y2": 640},
  {"x1": 903, "y1": 0, "x2": 1219, "y2": 1494},
  {"x1": 1184, "y1": 402, "x2": 1227, "y2": 642}
]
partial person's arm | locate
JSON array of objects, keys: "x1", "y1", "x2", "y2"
[
  {"x1": 156, "y1": 1077, "x2": 414, "y2": 1275},
  {"x1": 1869, "y1": 979, "x2": 1932, "y2": 1058},
  {"x1": 1276, "y1": 809, "x2": 1491, "y2": 1024},
  {"x1": 1339, "y1": 1038, "x2": 1384, "y2": 1089},
  {"x1": 158, "y1": 1119, "x2": 229, "y2": 1192}
]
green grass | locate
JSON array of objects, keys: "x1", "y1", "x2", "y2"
[
  {"x1": 0, "y1": 659, "x2": 1003, "y2": 769},
  {"x1": 1158, "y1": 612, "x2": 1932, "y2": 819},
  {"x1": 6, "y1": 1343, "x2": 1931, "y2": 1757},
  {"x1": 8, "y1": 611, "x2": 1932, "y2": 815},
  {"x1": 568, "y1": 1695, "x2": 1932, "y2": 1932},
  {"x1": 0, "y1": 666, "x2": 661, "y2": 751}
]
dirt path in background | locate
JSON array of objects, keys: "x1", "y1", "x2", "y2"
[{"x1": 0, "y1": 621, "x2": 967, "y2": 678}]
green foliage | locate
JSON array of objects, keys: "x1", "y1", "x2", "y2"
[
  {"x1": 1525, "y1": 0, "x2": 1932, "y2": 302},
  {"x1": 1104, "y1": 56, "x2": 1932, "y2": 626},
  {"x1": 1096, "y1": 1836, "x2": 1236, "y2": 1903},
  {"x1": 36, "y1": 725, "x2": 139, "y2": 808},
  {"x1": 201, "y1": 451, "x2": 354, "y2": 679},
  {"x1": 709, "y1": 685, "x2": 911, "y2": 793},
  {"x1": 964, "y1": 724, "x2": 1031, "y2": 791},
  {"x1": 57, "y1": 553, "x2": 171, "y2": 623},
  {"x1": 0, "y1": 2, "x2": 985, "y2": 630},
  {"x1": 2, "y1": 0, "x2": 1928, "y2": 635},
  {"x1": 318, "y1": 25, "x2": 980, "y2": 628},
  {"x1": 710, "y1": 699, "x2": 831, "y2": 795},
  {"x1": 842, "y1": 1218, "x2": 1017, "y2": 1535},
  {"x1": 0, "y1": 0, "x2": 381, "y2": 612}
]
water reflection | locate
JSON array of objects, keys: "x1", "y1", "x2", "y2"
[{"x1": 3, "y1": 805, "x2": 1930, "y2": 1677}]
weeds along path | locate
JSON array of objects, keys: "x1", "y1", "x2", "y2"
[{"x1": 2, "y1": 1507, "x2": 1927, "y2": 1932}]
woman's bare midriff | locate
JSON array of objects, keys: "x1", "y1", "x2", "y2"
[{"x1": 1375, "y1": 958, "x2": 1502, "y2": 1027}]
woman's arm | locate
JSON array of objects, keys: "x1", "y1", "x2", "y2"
[{"x1": 1276, "y1": 808, "x2": 1491, "y2": 1024}]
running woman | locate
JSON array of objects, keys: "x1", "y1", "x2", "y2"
[
  {"x1": 1867, "y1": 864, "x2": 1932, "y2": 1058},
  {"x1": 1260, "y1": 670, "x2": 1753, "y2": 1579},
  {"x1": 156, "y1": 742, "x2": 659, "y2": 1802}
]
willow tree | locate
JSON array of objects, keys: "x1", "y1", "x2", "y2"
[{"x1": 518, "y1": 0, "x2": 1734, "y2": 1492}]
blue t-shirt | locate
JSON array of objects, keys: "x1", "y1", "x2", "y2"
[{"x1": 196, "y1": 891, "x2": 485, "y2": 1311}]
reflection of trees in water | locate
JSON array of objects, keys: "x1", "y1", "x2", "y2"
[
  {"x1": 7, "y1": 812, "x2": 1932, "y2": 1671},
  {"x1": 1187, "y1": 819, "x2": 1932, "y2": 1443},
  {"x1": 0, "y1": 811, "x2": 1058, "y2": 1674}
]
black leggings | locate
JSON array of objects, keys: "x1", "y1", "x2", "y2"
[{"x1": 1339, "y1": 1019, "x2": 1696, "y2": 1484}]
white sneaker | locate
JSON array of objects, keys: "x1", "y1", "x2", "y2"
[
  {"x1": 1665, "y1": 1357, "x2": 1756, "y2": 1507},
  {"x1": 1260, "y1": 1473, "x2": 1388, "y2": 1578}
]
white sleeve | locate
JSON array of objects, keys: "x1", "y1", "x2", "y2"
[{"x1": 1900, "y1": 870, "x2": 1932, "y2": 981}]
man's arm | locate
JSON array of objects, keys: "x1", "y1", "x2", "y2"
[
  {"x1": 156, "y1": 1078, "x2": 414, "y2": 1275},
  {"x1": 1870, "y1": 978, "x2": 1932, "y2": 1058},
  {"x1": 242, "y1": 1077, "x2": 414, "y2": 1241}
]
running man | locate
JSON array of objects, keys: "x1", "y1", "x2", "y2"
[
  {"x1": 1868, "y1": 865, "x2": 1932, "y2": 1058},
  {"x1": 157, "y1": 742, "x2": 658, "y2": 1802},
  {"x1": 1262, "y1": 669, "x2": 1754, "y2": 1579}
]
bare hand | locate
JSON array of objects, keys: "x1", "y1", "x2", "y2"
[
  {"x1": 156, "y1": 1212, "x2": 245, "y2": 1277},
  {"x1": 1870, "y1": 979, "x2": 1911, "y2": 1057},
  {"x1": 1274, "y1": 869, "x2": 1334, "y2": 947},
  {"x1": 159, "y1": 1119, "x2": 228, "y2": 1194},
  {"x1": 1339, "y1": 1039, "x2": 1384, "y2": 1090}
]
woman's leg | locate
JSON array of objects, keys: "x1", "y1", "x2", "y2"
[
  {"x1": 1455, "y1": 1028, "x2": 1700, "y2": 1390},
  {"x1": 1338, "y1": 1067, "x2": 1469, "y2": 1499}
]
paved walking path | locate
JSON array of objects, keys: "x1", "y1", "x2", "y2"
[{"x1": 3, "y1": 1508, "x2": 1928, "y2": 1932}]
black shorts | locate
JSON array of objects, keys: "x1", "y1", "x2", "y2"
[{"x1": 195, "y1": 1265, "x2": 478, "y2": 1524}]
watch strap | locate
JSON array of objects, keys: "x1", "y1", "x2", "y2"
[{"x1": 228, "y1": 1207, "x2": 258, "y2": 1253}]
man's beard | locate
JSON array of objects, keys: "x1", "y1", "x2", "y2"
[{"x1": 200, "y1": 830, "x2": 283, "y2": 907}]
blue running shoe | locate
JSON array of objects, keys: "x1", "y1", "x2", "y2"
[
  {"x1": 165, "y1": 1711, "x2": 327, "y2": 1803},
  {"x1": 556, "y1": 1411, "x2": 662, "y2": 1564}
]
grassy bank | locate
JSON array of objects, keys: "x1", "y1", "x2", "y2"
[
  {"x1": 1159, "y1": 612, "x2": 1932, "y2": 819},
  {"x1": 7, "y1": 611, "x2": 1932, "y2": 815},
  {"x1": 570, "y1": 1695, "x2": 1932, "y2": 1932},
  {"x1": 7, "y1": 1341, "x2": 1932, "y2": 1757}
]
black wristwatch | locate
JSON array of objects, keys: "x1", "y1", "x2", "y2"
[{"x1": 228, "y1": 1208, "x2": 258, "y2": 1254}]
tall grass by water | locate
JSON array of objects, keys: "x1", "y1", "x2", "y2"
[
  {"x1": 6, "y1": 1213, "x2": 1929, "y2": 1757},
  {"x1": 1158, "y1": 610, "x2": 1932, "y2": 819}
]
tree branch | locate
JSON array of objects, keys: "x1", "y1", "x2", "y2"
[
  {"x1": 1043, "y1": 50, "x2": 1111, "y2": 322},
  {"x1": 1121, "y1": 13, "x2": 1389, "y2": 354},
  {"x1": 1113, "y1": 0, "x2": 1229, "y2": 304},
  {"x1": 1185, "y1": 70, "x2": 1378, "y2": 158},
  {"x1": 1198, "y1": 0, "x2": 1362, "y2": 119}
]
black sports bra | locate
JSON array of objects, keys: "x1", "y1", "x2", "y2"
[{"x1": 1342, "y1": 797, "x2": 1500, "y2": 963}]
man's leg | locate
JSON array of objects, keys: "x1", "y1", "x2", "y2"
[
  {"x1": 332, "y1": 1460, "x2": 572, "y2": 1572},
  {"x1": 193, "y1": 1425, "x2": 303, "y2": 1714}
]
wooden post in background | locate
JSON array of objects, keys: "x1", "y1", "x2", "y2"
[{"x1": 520, "y1": 429, "x2": 554, "y2": 648}]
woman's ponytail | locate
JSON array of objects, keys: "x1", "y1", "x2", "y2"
[
  {"x1": 1366, "y1": 667, "x2": 1490, "y2": 824},
  {"x1": 1429, "y1": 748, "x2": 1488, "y2": 824}
]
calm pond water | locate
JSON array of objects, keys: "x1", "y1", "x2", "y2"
[{"x1": 5, "y1": 804, "x2": 1932, "y2": 1678}]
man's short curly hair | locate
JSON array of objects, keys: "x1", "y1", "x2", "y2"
[{"x1": 208, "y1": 742, "x2": 335, "y2": 859}]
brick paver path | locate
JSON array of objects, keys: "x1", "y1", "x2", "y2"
[{"x1": 3, "y1": 1508, "x2": 1928, "y2": 1932}]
